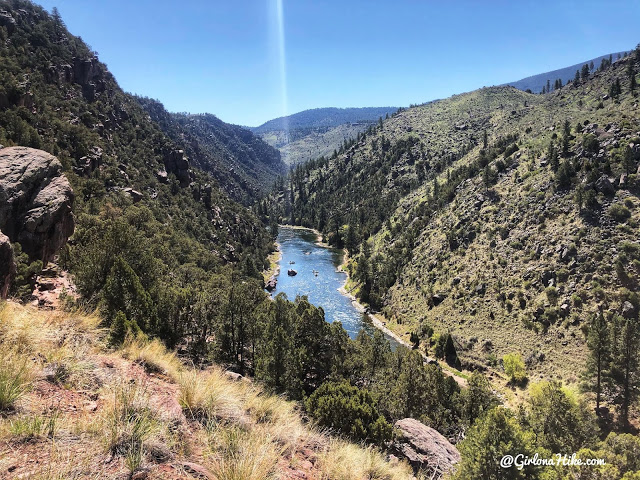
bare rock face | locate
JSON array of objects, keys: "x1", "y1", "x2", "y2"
[
  {"x1": 163, "y1": 148, "x2": 191, "y2": 186},
  {"x1": 391, "y1": 418, "x2": 460, "y2": 475},
  {"x1": 0, "y1": 146, "x2": 74, "y2": 265},
  {"x1": 0, "y1": 231, "x2": 16, "y2": 299}
]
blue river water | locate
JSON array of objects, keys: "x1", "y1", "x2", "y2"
[{"x1": 270, "y1": 226, "x2": 399, "y2": 348}]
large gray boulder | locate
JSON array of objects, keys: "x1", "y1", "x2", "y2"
[
  {"x1": 0, "y1": 146, "x2": 74, "y2": 264},
  {"x1": 391, "y1": 418, "x2": 460, "y2": 475},
  {"x1": 0, "y1": 231, "x2": 15, "y2": 299}
]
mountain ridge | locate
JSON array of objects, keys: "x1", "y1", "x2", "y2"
[{"x1": 505, "y1": 50, "x2": 629, "y2": 93}]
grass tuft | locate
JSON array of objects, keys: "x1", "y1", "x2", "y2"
[{"x1": 0, "y1": 349, "x2": 33, "y2": 411}]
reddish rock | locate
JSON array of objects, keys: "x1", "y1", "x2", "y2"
[{"x1": 391, "y1": 418, "x2": 460, "y2": 474}]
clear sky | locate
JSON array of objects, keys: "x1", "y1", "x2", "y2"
[{"x1": 36, "y1": 0, "x2": 640, "y2": 127}]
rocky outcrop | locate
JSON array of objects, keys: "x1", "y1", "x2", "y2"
[
  {"x1": 163, "y1": 148, "x2": 191, "y2": 186},
  {"x1": 265, "y1": 276, "x2": 277, "y2": 292},
  {"x1": 45, "y1": 56, "x2": 105, "y2": 101},
  {"x1": 0, "y1": 231, "x2": 16, "y2": 299},
  {"x1": 595, "y1": 175, "x2": 615, "y2": 195},
  {"x1": 0, "y1": 10, "x2": 16, "y2": 34},
  {"x1": 0, "y1": 146, "x2": 74, "y2": 264},
  {"x1": 391, "y1": 418, "x2": 460, "y2": 475}
]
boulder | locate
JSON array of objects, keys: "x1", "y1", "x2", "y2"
[
  {"x1": 265, "y1": 276, "x2": 277, "y2": 292},
  {"x1": 622, "y1": 301, "x2": 636, "y2": 319},
  {"x1": 595, "y1": 175, "x2": 615, "y2": 195},
  {"x1": 391, "y1": 418, "x2": 460, "y2": 474},
  {"x1": 0, "y1": 147, "x2": 74, "y2": 264},
  {"x1": 0, "y1": 231, "x2": 15, "y2": 299}
]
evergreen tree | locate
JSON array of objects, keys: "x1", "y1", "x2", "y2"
[
  {"x1": 102, "y1": 256, "x2": 155, "y2": 331},
  {"x1": 585, "y1": 312, "x2": 610, "y2": 413},
  {"x1": 629, "y1": 62, "x2": 637, "y2": 94},
  {"x1": 458, "y1": 372, "x2": 499, "y2": 426},
  {"x1": 622, "y1": 145, "x2": 635, "y2": 175},
  {"x1": 256, "y1": 294, "x2": 293, "y2": 392},
  {"x1": 483, "y1": 164, "x2": 492, "y2": 191},
  {"x1": 453, "y1": 408, "x2": 538, "y2": 480},
  {"x1": 526, "y1": 380, "x2": 597, "y2": 453},
  {"x1": 609, "y1": 314, "x2": 640, "y2": 429},
  {"x1": 305, "y1": 381, "x2": 392, "y2": 445},
  {"x1": 574, "y1": 69, "x2": 581, "y2": 84},
  {"x1": 582, "y1": 63, "x2": 590, "y2": 81}
]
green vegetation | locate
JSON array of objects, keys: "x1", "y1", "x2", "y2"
[
  {"x1": 305, "y1": 381, "x2": 392, "y2": 445},
  {"x1": 503, "y1": 352, "x2": 527, "y2": 383}
]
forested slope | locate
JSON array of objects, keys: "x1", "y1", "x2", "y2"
[
  {"x1": 138, "y1": 98, "x2": 286, "y2": 204},
  {"x1": 0, "y1": 0, "x2": 273, "y2": 348}
]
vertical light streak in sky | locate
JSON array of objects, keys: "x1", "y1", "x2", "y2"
[{"x1": 276, "y1": 0, "x2": 289, "y2": 160}]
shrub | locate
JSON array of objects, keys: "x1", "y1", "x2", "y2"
[
  {"x1": 609, "y1": 203, "x2": 631, "y2": 222},
  {"x1": 503, "y1": 353, "x2": 527, "y2": 383},
  {"x1": 583, "y1": 134, "x2": 600, "y2": 153},
  {"x1": 545, "y1": 286, "x2": 559, "y2": 305},
  {"x1": 305, "y1": 381, "x2": 392, "y2": 445},
  {"x1": 109, "y1": 311, "x2": 141, "y2": 346}
]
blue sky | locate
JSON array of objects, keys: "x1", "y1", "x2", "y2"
[{"x1": 37, "y1": 1, "x2": 640, "y2": 127}]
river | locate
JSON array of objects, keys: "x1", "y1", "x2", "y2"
[{"x1": 270, "y1": 226, "x2": 400, "y2": 349}]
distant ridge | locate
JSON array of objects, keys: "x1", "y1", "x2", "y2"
[
  {"x1": 505, "y1": 51, "x2": 628, "y2": 93},
  {"x1": 249, "y1": 106, "x2": 398, "y2": 134}
]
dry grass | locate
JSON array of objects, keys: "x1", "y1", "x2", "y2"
[
  {"x1": 0, "y1": 347, "x2": 33, "y2": 411},
  {"x1": 178, "y1": 367, "x2": 245, "y2": 423},
  {"x1": 205, "y1": 424, "x2": 283, "y2": 480},
  {"x1": 121, "y1": 336, "x2": 183, "y2": 380},
  {"x1": 0, "y1": 301, "x2": 415, "y2": 479},
  {"x1": 318, "y1": 439, "x2": 418, "y2": 480},
  {"x1": 100, "y1": 380, "x2": 164, "y2": 474}
]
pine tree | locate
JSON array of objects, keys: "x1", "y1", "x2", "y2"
[
  {"x1": 590, "y1": 60, "x2": 595, "y2": 71},
  {"x1": 585, "y1": 312, "x2": 610, "y2": 413},
  {"x1": 546, "y1": 79, "x2": 551, "y2": 93},
  {"x1": 574, "y1": 69, "x2": 581, "y2": 84},
  {"x1": 482, "y1": 164, "x2": 492, "y2": 191},
  {"x1": 628, "y1": 62, "x2": 637, "y2": 94},
  {"x1": 609, "y1": 314, "x2": 640, "y2": 429},
  {"x1": 582, "y1": 64, "x2": 590, "y2": 81},
  {"x1": 622, "y1": 145, "x2": 635, "y2": 175},
  {"x1": 548, "y1": 142, "x2": 558, "y2": 171},
  {"x1": 453, "y1": 408, "x2": 538, "y2": 480}
]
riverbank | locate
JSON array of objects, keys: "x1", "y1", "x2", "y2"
[
  {"x1": 337, "y1": 245, "x2": 468, "y2": 386},
  {"x1": 262, "y1": 243, "x2": 282, "y2": 284}
]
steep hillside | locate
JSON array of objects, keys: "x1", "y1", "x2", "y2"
[
  {"x1": 138, "y1": 99, "x2": 286, "y2": 204},
  {"x1": 0, "y1": 301, "x2": 416, "y2": 480},
  {"x1": 283, "y1": 51, "x2": 640, "y2": 383},
  {"x1": 251, "y1": 106, "x2": 398, "y2": 165},
  {"x1": 0, "y1": 0, "x2": 273, "y2": 345},
  {"x1": 506, "y1": 50, "x2": 628, "y2": 93}
]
